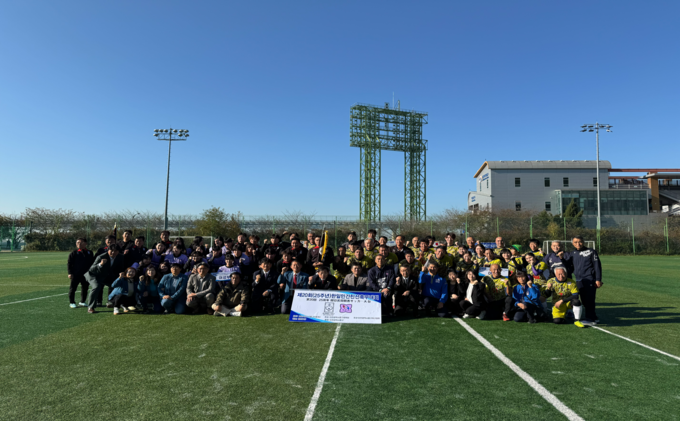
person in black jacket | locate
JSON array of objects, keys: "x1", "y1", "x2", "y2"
[
  {"x1": 308, "y1": 266, "x2": 337, "y2": 290},
  {"x1": 447, "y1": 269, "x2": 467, "y2": 317},
  {"x1": 124, "y1": 236, "x2": 147, "y2": 267},
  {"x1": 563, "y1": 236, "x2": 603, "y2": 325},
  {"x1": 394, "y1": 263, "x2": 419, "y2": 316},
  {"x1": 94, "y1": 235, "x2": 117, "y2": 259},
  {"x1": 367, "y1": 255, "x2": 396, "y2": 315},
  {"x1": 285, "y1": 238, "x2": 307, "y2": 265},
  {"x1": 85, "y1": 244, "x2": 126, "y2": 313},
  {"x1": 251, "y1": 258, "x2": 279, "y2": 313},
  {"x1": 67, "y1": 238, "x2": 95, "y2": 308},
  {"x1": 118, "y1": 230, "x2": 134, "y2": 255},
  {"x1": 461, "y1": 270, "x2": 487, "y2": 319},
  {"x1": 306, "y1": 235, "x2": 334, "y2": 273}
]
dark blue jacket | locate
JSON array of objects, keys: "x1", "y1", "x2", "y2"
[
  {"x1": 512, "y1": 283, "x2": 541, "y2": 308},
  {"x1": 158, "y1": 274, "x2": 188, "y2": 301},
  {"x1": 367, "y1": 265, "x2": 395, "y2": 291},
  {"x1": 543, "y1": 252, "x2": 573, "y2": 278},
  {"x1": 564, "y1": 248, "x2": 602, "y2": 283},
  {"x1": 108, "y1": 277, "x2": 140, "y2": 300},
  {"x1": 277, "y1": 270, "x2": 309, "y2": 302}
]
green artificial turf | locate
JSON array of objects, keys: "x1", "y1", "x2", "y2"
[{"x1": 0, "y1": 252, "x2": 679, "y2": 420}]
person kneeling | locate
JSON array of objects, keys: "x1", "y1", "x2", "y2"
[
  {"x1": 212, "y1": 272, "x2": 250, "y2": 317},
  {"x1": 109, "y1": 267, "x2": 140, "y2": 315},
  {"x1": 508, "y1": 271, "x2": 544, "y2": 324},
  {"x1": 158, "y1": 263, "x2": 188, "y2": 314},
  {"x1": 546, "y1": 265, "x2": 585, "y2": 328},
  {"x1": 186, "y1": 262, "x2": 217, "y2": 315}
]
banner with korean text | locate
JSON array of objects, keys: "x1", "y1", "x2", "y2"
[{"x1": 289, "y1": 290, "x2": 382, "y2": 324}]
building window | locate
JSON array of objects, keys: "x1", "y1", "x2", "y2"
[
  {"x1": 545, "y1": 177, "x2": 550, "y2": 187},
  {"x1": 515, "y1": 177, "x2": 521, "y2": 188},
  {"x1": 515, "y1": 201, "x2": 521, "y2": 211},
  {"x1": 593, "y1": 177, "x2": 598, "y2": 187},
  {"x1": 486, "y1": 179, "x2": 489, "y2": 189},
  {"x1": 545, "y1": 202, "x2": 551, "y2": 212},
  {"x1": 563, "y1": 177, "x2": 569, "y2": 187}
]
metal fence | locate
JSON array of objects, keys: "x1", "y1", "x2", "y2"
[{"x1": 1, "y1": 209, "x2": 679, "y2": 255}]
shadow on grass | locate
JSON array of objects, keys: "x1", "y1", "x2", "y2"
[{"x1": 598, "y1": 302, "x2": 680, "y2": 327}]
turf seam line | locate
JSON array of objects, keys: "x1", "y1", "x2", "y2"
[
  {"x1": 0, "y1": 293, "x2": 68, "y2": 306},
  {"x1": 304, "y1": 324, "x2": 342, "y2": 421},
  {"x1": 454, "y1": 318, "x2": 584, "y2": 421},
  {"x1": 592, "y1": 326, "x2": 680, "y2": 362}
]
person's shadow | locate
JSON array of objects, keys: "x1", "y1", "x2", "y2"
[{"x1": 597, "y1": 302, "x2": 680, "y2": 327}]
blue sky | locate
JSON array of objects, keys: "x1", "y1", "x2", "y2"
[{"x1": 1, "y1": 0, "x2": 678, "y2": 217}]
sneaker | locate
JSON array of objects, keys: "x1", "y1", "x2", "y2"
[
  {"x1": 502, "y1": 313, "x2": 510, "y2": 322},
  {"x1": 69, "y1": 303, "x2": 77, "y2": 308},
  {"x1": 231, "y1": 311, "x2": 242, "y2": 317},
  {"x1": 574, "y1": 321, "x2": 586, "y2": 328},
  {"x1": 477, "y1": 311, "x2": 486, "y2": 320},
  {"x1": 127, "y1": 306, "x2": 136, "y2": 312},
  {"x1": 78, "y1": 302, "x2": 87, "y2": 307},
  {"x1": 88, "y1": 308, "x2": 96, "y2": 314},
  {"x1": 123, "y1": 306, "x2": 129, "y2": 313},
  {"x1": 113, "y1": 307, "x2": 120, "y2": 315},
  {"x1": 214, "y1": 311, "x2": 226, "y2": 317},
  {"x1": 580, "y1": 320, "x2": 594, "y2": 327},
  {"x1": 462, "y1": 314, "x2": 471, "y2": 319}
]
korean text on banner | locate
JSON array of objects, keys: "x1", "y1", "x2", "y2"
[{"x1": 289, "y1": 290, "x2": 382, "y2": 324}]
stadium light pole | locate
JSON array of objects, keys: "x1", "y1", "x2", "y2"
[
  {"x1": 580, "y1": 123, "x2": 612, "y2": 234},
  {"x1": 154, "y1": 128, "x2": 189, "y2": 230}
]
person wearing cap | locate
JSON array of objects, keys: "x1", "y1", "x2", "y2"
[
  {"x1": 251, "y1": 258, "x2": 279, "y2": 313},
  {"x1": 186, "y1": 262, "x2": 217, "y2": 315},
  {"x1": 278, "y1": 259, "x2": 309, "y2": 314},
  {"x1": 158, "y1": 263, "x2": 188, "y2": 314},
  {"x1": 85, "y1": 243, "x2": 126, "y2": 313},
  {"x1": 507, "y1": 271, "x2": 543, "y2": 323},
  {"x1": 308, "y1": 266, "x2": 338, "y2": 290},
  {"x1": 418, "y1": 261, "x2": 449, "y2": 317},
  {"x1": 212, "y1": 272, "x2": 250, "y2": 317},
  {"x1": 394, "y1": 263, "x2": 420, "y2": 317}
]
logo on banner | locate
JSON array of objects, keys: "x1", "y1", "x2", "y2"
[
  {"x1": 323, "y1": 302, "x2": 334, "y2": 315},
  {"x1": 340, "y1": 304, "x2": 352, "y2": 313}
]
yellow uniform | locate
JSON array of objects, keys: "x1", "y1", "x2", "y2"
[
  {"x1": 346, "y1": 255, "x2": 375, "y2": 271},
  {"x1": 546, "y1": 278, "x2": 579, "y2": 319},
  {"x1": 482, "y1": 275, "x2": 509, "y2": 302}
]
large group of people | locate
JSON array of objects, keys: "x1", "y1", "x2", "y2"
[{"x1": 66, "y1": 229, "x2": 603, "y2": 326}]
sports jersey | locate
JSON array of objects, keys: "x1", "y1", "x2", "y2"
[
  {"x1": 446, "y1": 245, "x2": 459, "y2": 256},
  {"x1": 379, "y1": 252, "x2": 400, "y2": 266},
  {"x1": 482, "y1": 258, "x2": 504, "y2": 267},
  {"x1": 482, "y1": 275, "x2": 509, "y2": 302},
  {"x1": 346, "y1": 255, "x2": 375, "y2": 271},
  {"x1": 456, "y1": 260, "x2": 479, "y2": 276},
  {"x1": 363, "y1": 248, "x2": 378, "y2": 261},
  {"x1": 526, "y1": 261, "x2": 548, "y2": 281},
  {"x1": 528, "y1": 249, "x2": 545, "y2": 261},
  {"x1": 546, "y1": 277, "x2": 579, "y2": 302},
  {"x1": 425, "y1": 254, "x2": 455, "y2": 276},
  {"x1": 398, "y1": 259, "x2": 421, "y2": 273}
]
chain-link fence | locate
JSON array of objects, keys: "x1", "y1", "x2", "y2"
[{"x1": 1, "y1": 208, "x2": 679, "y2": 255}]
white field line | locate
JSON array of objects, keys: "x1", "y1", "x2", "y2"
[
  {"x1": 454, "y1": 318, "x2": 584, "y2": 421},
  {"x1": 0, "y1": 284, "x2": 67, "y2": 287},
  {"x1": 0, "y1": 293, "x2": 68, "y2": 306},
  {"x1": 0, "y1": 256, "x2": 29, "y2": 260},
  {"x1": 593, "y1": 326, "x2": 680, "y2": 362},
  {"x1": 304, "y1": 324, "x2": 342, "y2": 421}
]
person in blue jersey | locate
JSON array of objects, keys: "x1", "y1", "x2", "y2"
[{"x1": 418, "y1": 261, "x2": 449, "y2": 317}]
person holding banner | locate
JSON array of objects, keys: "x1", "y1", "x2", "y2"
[
  {"x1": 394, "y1": 263, "x2": 420, "y2": 316},
  {"x1": 367, "y1": 254, "x2": 396, "y2": 315},
  {"x1": 278, "y1": 260, "x2": 309, "y2": 314},
  {"x1": 418, "y1": 261, "x2": 449, "y2": 317}
]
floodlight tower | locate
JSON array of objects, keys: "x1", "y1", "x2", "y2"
[
  {"x1": 154, "y1": 128, "x2": 189, "y2": 230},
  {"x1": 350, "y1": 102, "x2": 428, "y2": 221},
  {"x1": 580, "y1": 123, "x2": 612, "y2": 233}
]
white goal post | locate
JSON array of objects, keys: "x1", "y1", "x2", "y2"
[
  {"x1": 170, "y1": 235, "x2": 214, "y2": 250},
  {"x1": 543, "y1": 240, "x2": 595, "y2": 254}
]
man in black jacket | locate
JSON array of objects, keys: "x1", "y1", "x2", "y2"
[
  {"x1": 367, "y1": 254, "x2": 396, "y2": 315},
  {"x1": 251, "y1": 258, "x2": 279, "y2": 313},
  {"x1": 394, "y1": 263, "x2": 419, "y2": 316},
  {"x1": 67, "y1": 238, "x2": 95, "y2": 308},
  {"x1": 308, "y1": 266, "x2": 337, "y2": 290},
  {"x1": 543, "y1": 241, "x2": 573, "y2": 279},
  {"x1": 563, "y1": 236, "x2": 603, "y2": 325},
  {"x1": 85, "y1": 244, "x2": 126, "y2": 313},
  {"x1": 94, "y1": 235, "x2": 117, "y2": 259},
  {"x1": 285, "y1": 238, "x2": 308, "y2": 265}
]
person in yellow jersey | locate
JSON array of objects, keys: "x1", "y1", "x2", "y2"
[
  {"x1": 346, "y1": 247, "x2": 375, "y2": 271},
  {"x1": 482, "y1": 248, "x2": 503, "y2": 267},
  {"x1": 399, "y1": 249, "x2": 421, "y2": 273},
  {"x1": 363, "y1": 238, "x2": 378, "y2": 260},
  {"x1": 525, "y1": 253, "x2": 549, "y2": 283},
  {"x1": 526, "y1": 239, "x2": 545, "y2": 262},
  {"x1": 415, "y1": 239, "x2": 432, "y2": 267},
  {"x1": 377, "y1": 244, "x2": 399, "y2": 266},
  {"x1": 494, "y1": 237, "x2": 506, "y2": 255},
  {"x1": 456, "y1": 251, "x2": 479, "y2": 277},
  {"x1": 545, "y1": 265, "x2": 585, "y2": 328},
  {"x1": 409, "y1": 236, "x2": 420, "y2": 254},
  {"x1": 473, "y1": 245, "x2": 486, "y2": 265},
  {"x1": 481, "y1": 263, "x2": 511, "y2": 320},
  {"x1": 444, "y1": 233, "x2": 459, "y2": 259},
  {"x1": 424, "y1": 245, "x2": 455, "y2": 277}
]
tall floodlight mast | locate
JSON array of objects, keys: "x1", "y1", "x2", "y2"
[{"x1": 350, "y1": 102, "x2": 428, "y2": 221}]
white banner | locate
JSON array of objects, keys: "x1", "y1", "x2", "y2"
[
  {"x1": 289, "y1": 290, "x2": 382, "y2": 324},
  {"x1": 478, "y1": 267, "x2": 509, "y2": 277}
]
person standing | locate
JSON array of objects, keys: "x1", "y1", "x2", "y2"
[
  {"x1": 277, "y1": 260, "x2": 309, "y2": 314},
  {"x1": 563, "y1": 236, "x2": 602, "y2": 325},
  {"x1": 66, "y1": 238, "x2": 95, "y2": 308},
  {"x1": 85, "y1": 244, "x2": 125, "y2": 313}
]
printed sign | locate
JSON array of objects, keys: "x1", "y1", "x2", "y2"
[
  {"x1": 215, "y1": 273, "x2": 231, "y2": 282},
  {"x1": 289, "y1": 290, "x2": 382, "y2": 324},
  {"x1": 478, "y1": 267, "x2": 510, "y2": 277}
]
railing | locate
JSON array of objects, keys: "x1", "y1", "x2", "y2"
[{"x1": 608, "y1": 184, "x2": 650, "y2": 190}]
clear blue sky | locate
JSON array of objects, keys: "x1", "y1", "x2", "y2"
[{"x1": 2, "y1": 0, "x2": 678, "y2": 217}]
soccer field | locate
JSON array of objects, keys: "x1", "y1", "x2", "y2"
[{"x1": 0, "y1": 253, "x2": 679, "y2": 421}]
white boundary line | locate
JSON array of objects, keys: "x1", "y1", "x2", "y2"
[
  {"x1": 0, "y1": 284, "x2": 68, "y2": 287},
  {"x1": 593, "y1": 326, "x2": 680, "y2": 362},
  {"x1": 0, "y1": 293, "x2": 68, "y2": 306},
  {"x1": 304, "y1": 324, "x2": 341, "y2": 421},
  {"x1": 454, "y1": 318, "x2": 584, "y2": 421}
]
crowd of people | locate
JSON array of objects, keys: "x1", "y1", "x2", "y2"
[{"x1": 66, "y1": 229, "x2": 603, "y2": 326}]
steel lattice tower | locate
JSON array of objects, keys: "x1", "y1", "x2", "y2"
[{"x1": 350, "y1": 102, "x2": 428, "y2": 221}]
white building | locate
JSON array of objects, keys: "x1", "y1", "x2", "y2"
[{"x1": 467, "y1": 160, "x2": 648, "y2": 218}]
